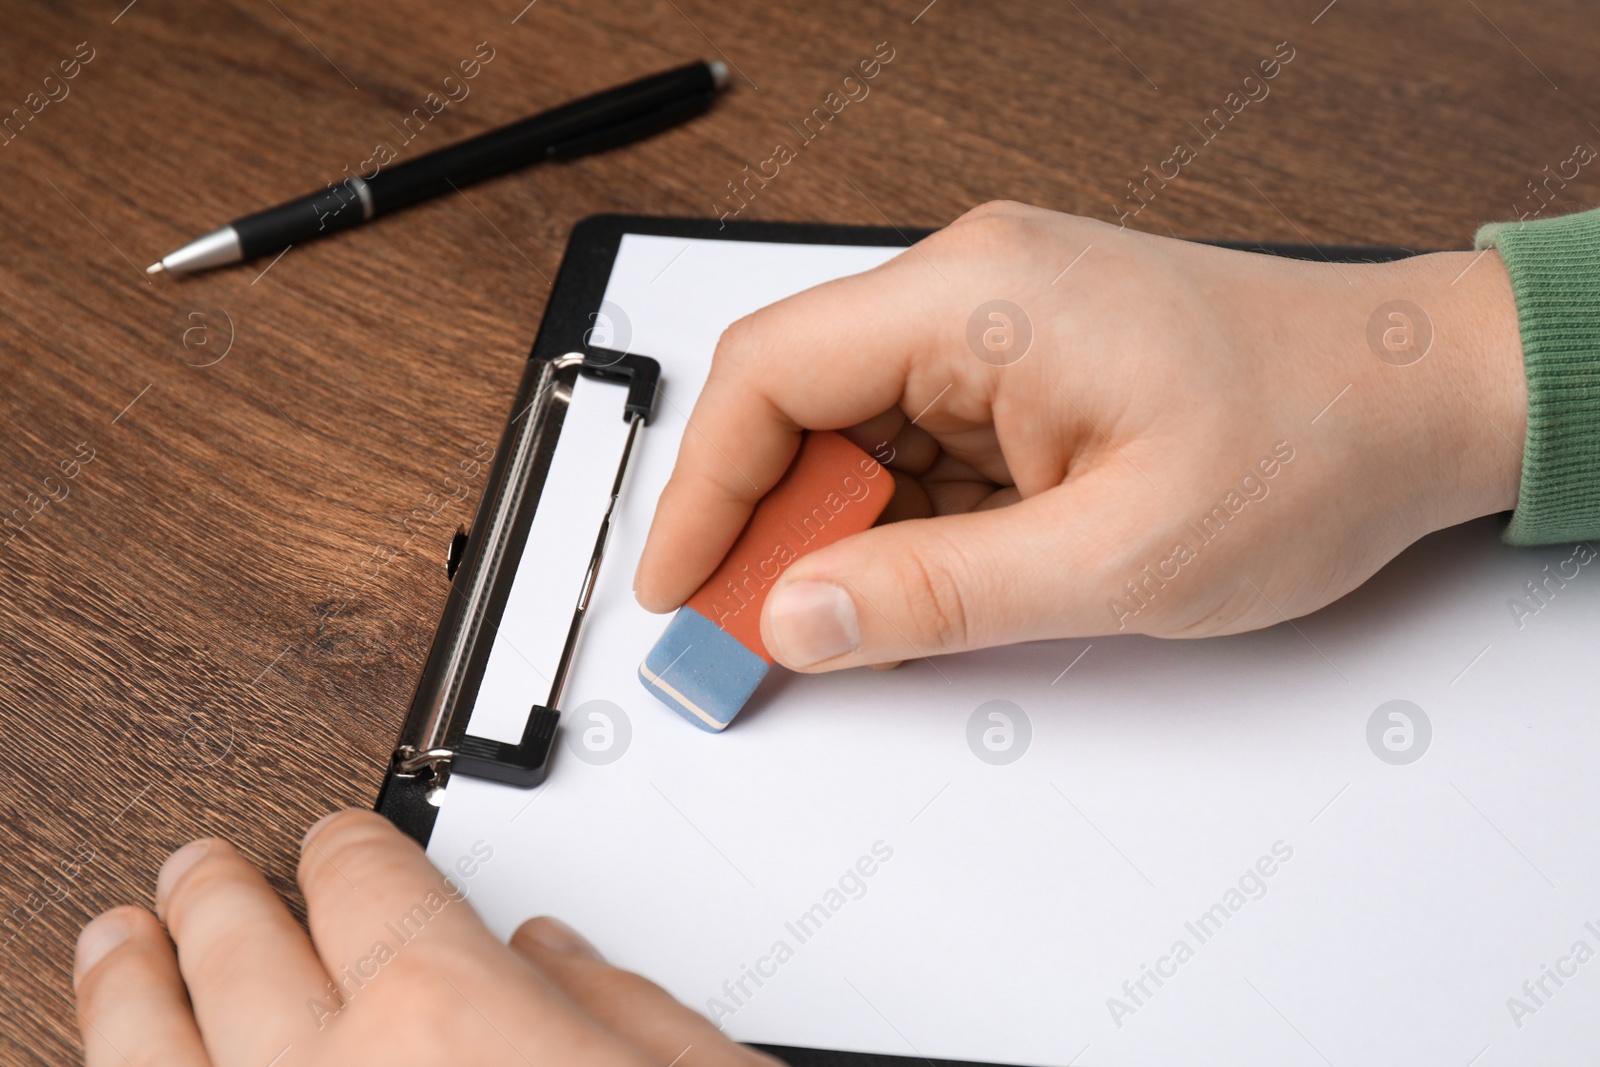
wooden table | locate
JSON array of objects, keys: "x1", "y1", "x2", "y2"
[{"x1": 2, "y1": 0, "x2": 1594, "y2": 1059}]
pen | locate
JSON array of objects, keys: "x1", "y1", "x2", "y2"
[{"x1": 148, "y1": 59, "x2": 729, "y2": 276}]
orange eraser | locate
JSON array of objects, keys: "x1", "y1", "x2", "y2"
[
  {"x1": 639, "y1": 431, "x2": 895, "y2": 730},
  {"x1": 687, "y1": 430, "x2": 896, "y2": 658}
]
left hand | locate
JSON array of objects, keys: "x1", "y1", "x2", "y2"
[{"x1": 73, "y1": 809, "x2": 778, "y2": 1067}]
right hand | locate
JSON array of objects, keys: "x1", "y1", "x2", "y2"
[{"x1": 633, "y1": 201, "x2": 1526, "y2": 669}]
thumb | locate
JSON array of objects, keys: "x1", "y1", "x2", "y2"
[{"x1": 758, "y1": 485, "x2": 1114, "y2": 670}]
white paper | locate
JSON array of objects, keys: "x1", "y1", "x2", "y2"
[{"x1": 429, "y1": 233, "x2": 1600, "y2": 1066}]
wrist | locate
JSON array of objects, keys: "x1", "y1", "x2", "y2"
[{"x1": 1370, "y1": 249, "x2": 1527, "y2": 526}]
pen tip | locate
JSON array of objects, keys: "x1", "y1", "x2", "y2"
[
  {"x1": 145, "y1": 261, "x2": 165, "y2": 275},
  {"x1": 708, "y1": 60, "x2": 729, "y2": 90}
]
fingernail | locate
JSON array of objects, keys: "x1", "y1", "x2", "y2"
[
  {"x1": 767, "y1": 581, "x2": 861, "y2": 668},
  {"x1": 302, "y1": 811, "x2": 342, "y2": 849},
  {"x1": 155, "y1": 840, "x2": 210, "y2": 908},
  {"x1": 528, "y1": 917, "x2": 603, "y2": 960},
  {"x1": 74, "y1": 913, "x2": 130, "y2": 986}
]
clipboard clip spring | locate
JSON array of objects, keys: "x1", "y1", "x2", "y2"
[{"x1": 390, "y1": 347, "x2": 658, "y2": 794}]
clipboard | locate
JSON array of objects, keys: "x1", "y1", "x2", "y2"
[{"x1": 373, "y1": 216, "x2": 1480, "y2": 1067}]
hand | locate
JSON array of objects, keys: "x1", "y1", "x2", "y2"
[
  {"x1": 634, "y1": 201, "x2": 1527, "y2": 667},
  {"x1": 74, "y1": 810, "x2": 780, "y2": 1067}
]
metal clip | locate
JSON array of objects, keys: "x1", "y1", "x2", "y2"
[{"x1": 391, "y1": 348, "x2": 658, "y2": 790}]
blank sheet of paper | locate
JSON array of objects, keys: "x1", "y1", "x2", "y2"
[{"x1": 427, "y1": 233, "x2": 1600, "y2": 1067}]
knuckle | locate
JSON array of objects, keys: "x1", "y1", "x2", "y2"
[
  {"x1": 88, "y1": 1030, "x2": 188, "y2": 1067},
  {"x1": 176, "y1": 914, "x2": 258, "y2": 991},
  {"x1": 577, "y1": 964, "x2": 667, "y2": 1011},
  {"x1": 932, "y1": 202, "x2": 1040, "y2": 266},
  {"x1": 161, "y1": 840, "x2": 244, "y2": 930},
  {"x1": 712, "y1": 314, "x2": 765, "y2": 373},
  {"x1": 954, "y1": 198, "x2": 1031, "y2": 225},
  {"x1": 509, "y1": 928, "x2": 668, "y2": 1010},
  {"x1": 379, "y1": 961, "x2": 462, "y2": 1024},
  {"x1": 159, "y1": 849, "x2": 274, "y2": 989},
  {"x1": 899, "y1": 541, "x2": 973, "y2": 653},
  {"x1": 672, "y1": 441, "x2": 763, "y2": 518},
  {"x1": 298, "y1": 809, "x2": 397, "y2": 887},
  {"x1": 123, "y1": 1049, "x2": 179, "y2": 1067}
]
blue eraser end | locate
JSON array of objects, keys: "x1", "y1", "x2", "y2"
[{"x1": 638, "y1": 607, "x2": 770, "y2": 732}]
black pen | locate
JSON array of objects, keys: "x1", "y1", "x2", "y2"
[{"x1": 148, "y1": 60, "x2": 729, "y2": 276}]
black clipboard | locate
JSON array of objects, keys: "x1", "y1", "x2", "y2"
[{"x1": 374, "y1": 214, "x2": 1424, "y2": 1067}]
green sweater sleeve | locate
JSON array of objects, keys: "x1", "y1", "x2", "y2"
[{"x1": 1475, "y1": 207, "x2": 1600, "y2": 545}]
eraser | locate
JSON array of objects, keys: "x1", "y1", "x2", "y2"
[{"x1": 639, "y1": 431, "x2": 895, "y2": 731}]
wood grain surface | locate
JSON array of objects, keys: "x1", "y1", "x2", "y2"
[{"x1": 2, "y1": 0, "x2": 1596, "y2": 1060}]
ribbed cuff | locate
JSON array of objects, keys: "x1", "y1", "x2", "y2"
[{"x1": 1475, "y1": 207, "x2": 1600, "y2": 545}]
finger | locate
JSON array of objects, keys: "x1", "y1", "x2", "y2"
[
  {"x1": 878, "y1": 469, "x2": 932, "y2": 524},
  {"x1": 838, "y1": 410, "x2": 941, "y2": 477},
  {"x1": 297, "y1": 810, "x2": 506, "y2": 975},
  {"x1": 635, "y1": 240, "x2": 987, "y2": 613},
  {"x1": 155, "y1": 838, "x2": 331, "y2": 1067},
  {"x1": 75, "y1": 906, "x2": 210, "y2": 1067},
  {"x1": 302, "y1": 813, "x2": 654, "y2": 1065},
  {"x1": 759, "y1": 470, "x2": 1133, "y2": 669},
  {"x1": 511, "y1": 918, "x2": 782, "y2": 1067},
  {"x1": 921, "y1": 446, "x2": 1002, "y2": 490},
  {"x1": 926, "y1": 479, "x2": 1006, "y2": 516},
  {"x1": 837, "y1": 409, "x2": 906, "y2": 469},
  {"x1": 976, "y1": 486, "x2": 1023, "y2": 511}
]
